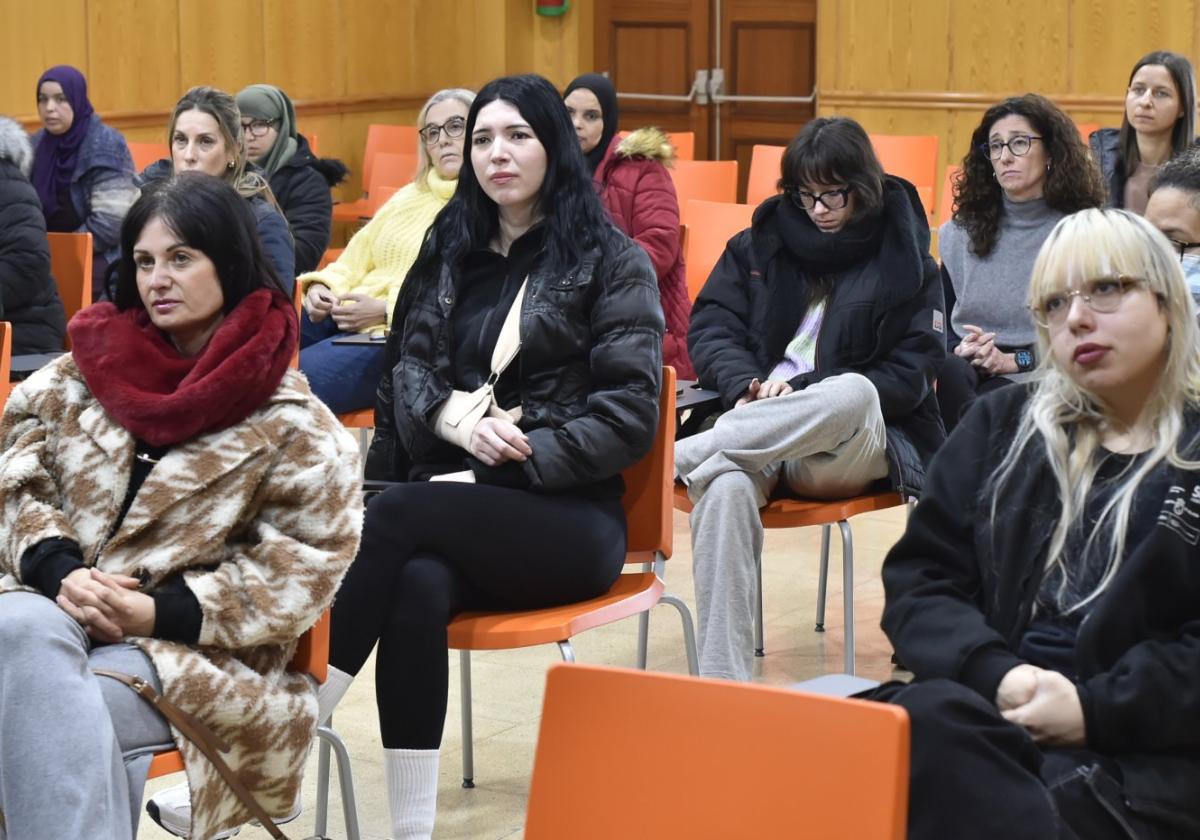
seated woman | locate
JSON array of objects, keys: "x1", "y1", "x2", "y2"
[
  {"x1": 563, "y1": 73, "x2": 694, "y2": 377},
  {"x1": 138, "y1": 86, "x2": 295, "y2": 294},
  {"x1": 0, "y1": 172, "x2": 362, "y2": 840},
  {"x1": 321, "y1": 73, "x2": 662, "y2": 837},
  {"x1": 938, "y1": 94, "x2": 1106, "y2": 430},
  {"x1": 1091, "y1": 50, "x2": 1197, "y2": 213},
  {"x1": 876, "y1": 208, "x2": 1200, "y2": 839},
  {"x1": 0, "y1": 115, "x2": 66, "y2": 354},
  {"x1": 30, "y1": 64, "x2": 137, "y2": 298},
  {"x1": 235, "y1": 84, "x2": 349, "y2": 275},
  {"x1": 295, "y1": 87, "x2": 474, "y2": 414}
]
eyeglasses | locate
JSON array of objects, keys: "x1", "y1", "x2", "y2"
[
  {"x1": 980, "y1": 135, "x2": 1043, "y2": 160},
  {"x1": 1030, "y1": 276, "x2": 1146, "y2": 328},
  {"x1": 1168, "y1": 239, "x2": 1200, "y2": 261},
  {"x1": 790, "y1": 187, "x2": 851, "y2": 211},
  {"x1": 240, "y1": 119, "x2": 277, "y2": 139},
  {"x1": 419, "y1": 117, "x2": 467, "y2": 145}
]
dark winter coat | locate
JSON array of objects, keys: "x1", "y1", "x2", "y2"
[
  {"x1": 688, "y1": 176, "x2": 946, "y2": 497},
  {"x1": 1089, "y1": 127, "x2": 1200, "y2": 209},
  {"x1": 0, "y1": 160, "x2": 67, "y2": 353},
  {"x1": 882, "y1": 385, "x2": 1200, "y2": 834},
  {"x1": 267, "y1": 135, "x2": 347, "y2": 275},
  {"x1": 366, "y1": 232, "x2": 665, "y2": 492},
  {"x1": 593, "y1": 129, "x2": 694, "y2": 378}
]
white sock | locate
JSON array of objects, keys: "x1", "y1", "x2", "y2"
[
  {"x1": 317, "y1": 665, "x2": 355, "y2": 725},
  {"x1": 383, "y1": 747, "x2": 440, "y2": 840}
]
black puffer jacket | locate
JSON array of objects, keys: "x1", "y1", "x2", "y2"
[
  {"x1": 365, "y1": 231, "x2": 665, "y2": 492},
  {"x1": 1089, "y1": 128, "x2": 1126, "y2": 208},
  {"x1": 268, "y1": 135, "x2": 347, "y2": 274},
  {"x1": 0, "y1": 159, "x2": 67, "y2": 354},
  {"x1": 688, "y1": 176, "x2": 946, "y2": 497}
]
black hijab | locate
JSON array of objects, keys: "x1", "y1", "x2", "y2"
[{"x1": 564, "y1": 73, "x2": 620, "y2": 174}]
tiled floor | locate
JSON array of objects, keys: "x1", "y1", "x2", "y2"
[{"x1": 140, "y1": 505, "x2": 910, "y2": 839}]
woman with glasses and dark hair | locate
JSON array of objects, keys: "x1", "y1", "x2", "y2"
[
  {"x1": 875, "y1": 208, "x2": 1200, "y2": 839},
  {"x1": 293, "y1": 87, "x2": 474, "y2": 414},
  {"x1": 1090, "y1": 50, "x2": 1198, "y2": 213},
  {"x1": 678, "y1": 115, "x2": 945, "y2": 682},
  {"x1": 938, "y1": 94, "x2": 1106, "y2": 430},
  {"x1": 0, "y1": 172, "x2": 361, "y2": 840},
  {"x1": 235, "y1": 84, "x2": 348, "y2": 275},
  {"x1": 137, "y1": 86, "x2": 295, "y2": 294}
]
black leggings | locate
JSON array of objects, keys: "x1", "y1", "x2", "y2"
[
  {"x1": 330, "y1": 482, "x2": 627, "y2": 749},
  {"x1": 937, "y1": 353, "x2": 1018, "y2": 432}
]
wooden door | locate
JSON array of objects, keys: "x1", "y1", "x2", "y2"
[
  {"x1": 715, "y1": 0, "x2": 817, "y2": 199},
  {"x1": 594, "y1": 0, "x2": 713, "y2": 159}
]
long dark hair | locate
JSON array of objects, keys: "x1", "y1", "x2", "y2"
[
  {"x1": 1119, "y1": 51, "x2": 1197, "y2": 172},
  {"x1": 953, "y1": 94, "x2": 1106, "y2": 257},
  {"x1": 406, "y1": 74, "x2": 617, "y2": 290},
  {"x1": 778, "y1": 117, "x2": 885, "y2": 223},
  {"x1": 112, "y1": 171, "x2": 285, "y2": 311}
]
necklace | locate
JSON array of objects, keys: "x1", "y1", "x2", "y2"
[{"x1": 135, "y1": 451, "x2": 161, "y2": 465}]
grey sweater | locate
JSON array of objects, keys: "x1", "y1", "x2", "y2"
[{"x1": 939, "y1": 195, "x2": 1062, "y2": 349}]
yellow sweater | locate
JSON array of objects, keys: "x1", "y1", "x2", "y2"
[{"x1": 297, "y1": 170, "x2": 457, "y2": 332}]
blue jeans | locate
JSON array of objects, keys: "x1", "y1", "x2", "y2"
[{"x1": 300, "y1": 311, "x2": 388, "y2": 414}]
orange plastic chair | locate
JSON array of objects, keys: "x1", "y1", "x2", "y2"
[
  {"x1": 146, "y1": 611, "x2": 363, "y2": 839},
  {"x1": 448, "y1": 367, "x2": 698, "y2": 785},
  {"x1": 333, "y1": 152, "x2": 416, "y2": 223},
  {"x1": 870, "y1": 135, "x2": 938, "y2": 221},
  {"x1": 525, "y1": 663, "x2": 910, "y2": 840},
  {"x1": 47, "y1": 232, "x2": 93, "y2": 347},
  {"x1": 0, "y1": 322, "x2": 12, "y2": 408},
  {"x1": 332, "y1": 125, "x2": 419, "y2": 222},
  {"x1": 746, "y1": 144, "x2": 786, "y2": 206},
  {"x1": 674, "y1": 485, "x2": 908, "y2": 674},
  {"x1": 937, "y1": 164, "x2": 963, "y2": 228},
  {"x1": 306, "y1": 133, "x2": 319, "y2": 155},
  {"x1": 1076, "y1": 122, "x2": 1101, "y2": 143},
  {"x1": 683, "y1": 200, "x2": 756, "y2": 301},
  {"x1": 127, "y1": 141, "x2": 168, "y2": 173},
  {"x1": 671, "y1": 160, "x2": 739, "y2": 222}
]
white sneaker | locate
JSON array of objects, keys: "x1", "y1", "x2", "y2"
[{"x1": 146, "y1": 781, "x2": 302, "y2": 838}]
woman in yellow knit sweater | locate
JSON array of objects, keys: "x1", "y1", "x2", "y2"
[{"x1": 297, "y1": 87, "x2": 474, "y2": 413}]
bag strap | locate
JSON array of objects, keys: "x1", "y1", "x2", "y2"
[
  {"x1": 93, "y1": 669, "x2": 290, "y2": 840},
  {"x1": 487, "y1": 276, "x2": 528, "y2": 383}
]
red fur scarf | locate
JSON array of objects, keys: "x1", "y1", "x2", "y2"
[{"x1": 68, "y1": 289, "x2": 298, "y2": 446}]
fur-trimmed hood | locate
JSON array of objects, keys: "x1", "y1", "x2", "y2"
[
  {"x1": 0, "y1": 116, "x2": 34, "y2": 178},
  {"x1": 614, "y1": 126, "x2": 676, "y2": 166}
]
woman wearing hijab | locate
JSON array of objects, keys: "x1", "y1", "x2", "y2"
[
  {"x1": 235, "y1": 84, "x2": 349, "y2": 275},
  {"x1": 564, "y1": 73, "x2": 694, "y2": 377},
  {"x1": 31, "y1": 65, "x2": 138, "y2": 299}
]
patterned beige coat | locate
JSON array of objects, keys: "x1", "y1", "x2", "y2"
[{"x1": 0, "y1": 356, "x2": 363, "y2": 839}]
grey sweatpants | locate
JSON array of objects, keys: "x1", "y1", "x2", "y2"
[
  {"x1": 675, "y1": 373, "x2": 890, "y2": 681},
  {"x1": 0, "y1": 591, "x2": 174, "y2": 839}
]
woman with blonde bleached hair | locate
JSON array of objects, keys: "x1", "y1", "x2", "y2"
[{"x1": 869, "y1": 208, "x2": 1200, "y2": 839}]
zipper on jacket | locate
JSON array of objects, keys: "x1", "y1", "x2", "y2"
[{"x1": 1079, "y1": 765, "x2": 1142, "y2": 840}]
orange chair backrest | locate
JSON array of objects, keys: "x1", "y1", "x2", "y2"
[
  {"x1": 619, "y1": 366, "x2": 676, "y2": 560},
  {"x1": 684, "y1": 200, "x2": 755, "y2": 301},
  {"x1": 746, "y1": 144, "x2": 786, "y2": 206},
  {"x1": 128, "y1": 141, "x2": 169, "y2": 173},
  {"x1": 672, "y1": 160, "x2": 739, "y2": 222},
  {"x1": 369, "y1": 152, "x2": 418, "y2": 197},
  {"x1": 937, "y1": 164, "x2": 962, "y2": 228},
  {"x1": 667, "y1": 131, "x2": 695, "y2": 161},
  {"x1": 870, "y1": 134, "x2": 938, "y2": 219},
  {"x1": 305, "y1": 133, "x2": 319, "y2": 155},
  {"x1": 361, "y1": 125, "x2": 419, "y2": 197},
  {"x1": 291, "y1": 609, "x2": 330, "y2": 684},
  {"x1": 0, "y1": 322, "x2": 12, "y2": 410},
  {"x1": 526, "y1": 663, "x2": 910, "y2": 840},
  {"x1": 47, "y1": 232, "x2": 93, "y2": 344},
  {"x1": 368, "y1": 184, "x2": 402, "y2": 216},
  {"x1": 1076, "y1": 122, "x2": 1100, "y2": 143}
]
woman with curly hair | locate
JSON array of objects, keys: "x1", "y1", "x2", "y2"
[{"x1": 938, "y1": 94, "x2": 1106, "y2": 430}]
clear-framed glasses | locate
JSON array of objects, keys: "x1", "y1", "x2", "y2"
[
  {"x1": 1030, "y1": 276, "x2": 1146, "y2": 328},
  {"x1": 419, "y1": 117, "x2": 467, "y2": 145},
  {"x1": 980, "y1": 135, "x2": 1043, "y2": 160},
  {"x1": 790, "y1": 187, "x2": 851, "y2": 211},
  {"x1": 240, "y1": 119, "x2": 277, "y2": 139},
  {"x1": 1168, "y1": 238, "x2": 1200, "y2": 262}
]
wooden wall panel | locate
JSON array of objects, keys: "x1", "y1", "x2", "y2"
[
  {"x1": 1, "y1": 1, "x2": 89, "y2": 115},
  {"x1": 262, "y1": 0, "x2": 344, "y2": 101},
  {"x1": 86, "y1": 0, "x2": 181, "y2": 113},
  {"x1": 179, "y1": 0, "x2": 266, "y2": 94}
]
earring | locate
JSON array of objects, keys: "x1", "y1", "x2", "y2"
[{"x1": 227, "y1": 160, "x2": 235, "y2": 170}]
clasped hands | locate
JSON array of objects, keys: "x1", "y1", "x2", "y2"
[
  {"x1": 955, "y1": 324, "x2": 1017, "y2": 377},
  {"x1": 305, "y1": 284, "x2": 388, "y2": 332},
  {"x1": 995, "y1": 663, "x2": 1086, "y2": 746},
  {"x1": 735, "y1": 377, "x2": 794, "y2": 407},
  {"x1": 57, "y1": 567, "x2": 155, "y2": 642},
  {"x1": 430, "y1": 417, "x2": 533, "y2": 484}
]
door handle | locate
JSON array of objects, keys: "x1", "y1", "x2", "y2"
[{"x1": 708, "y1": 68, "x2": 815, "y2": 104}]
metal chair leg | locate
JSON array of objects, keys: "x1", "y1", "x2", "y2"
[
  {"x1": 315, "y1": 722, "x2": 331, "y2": 837},
  {"x1": 838, "y1": 519, "x2": 855, "y2": 675},
  {"x1": 659, "y1": 593, "x2": 700, "y2": 675},
  {"x1": 315, "y1": 723, "x2": 362, "y2": 840},
  {"x1": 557, "y1": 640, "x2": 576, "y2": 662},
  {"x1": 459, "y1": 649, "x2": 475, "y2": 788},
  {"x1": 814, "y1": 523, "x2": 831, "y2": 631},
  {"x1": 753, "y1": 552, "x2": 765, "y2": 656},
  {"x1": 636, "y1": 560, "x2": 652, "y2": 669}
]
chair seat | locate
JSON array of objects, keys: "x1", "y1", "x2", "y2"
[
  {"x1": 673, "y1": 482, "x2": 902, "y2": 526},
  {"x1": 148, "y1": 749, "x2": 185, "y2": 778},
  {"x1": 338, "y1": 408, "x2": 375, "y2": 429},
  {"x1": 448, "y1": 561, "x2": 663, "y2": 651},
  {"x1": 331, "y1": 199, "x2": 370, "y2": 223}
]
